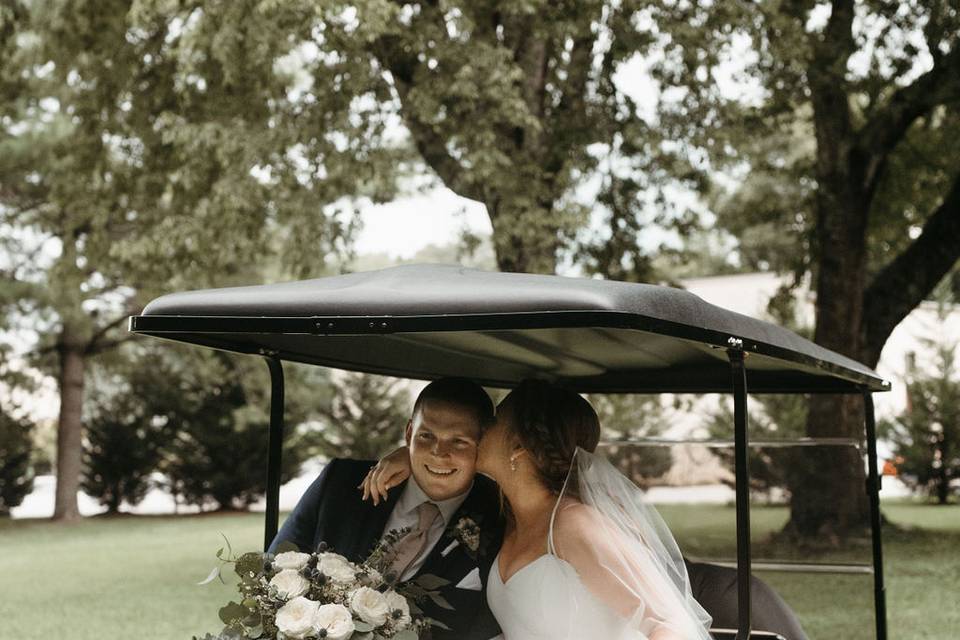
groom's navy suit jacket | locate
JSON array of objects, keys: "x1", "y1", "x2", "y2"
[{"x1": 269, "y1": 459, "x2": 504, "y2": 640}]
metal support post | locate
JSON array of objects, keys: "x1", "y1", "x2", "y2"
[
  {"x1": 264, "y1": 357, "x2": 285, "y2": 552},
  {"x1": 727, "y1": 342, "x2": 752, "y2": 640},
  {"x1": 863, "y1": 391, "x2": 888, "y2": 640}
]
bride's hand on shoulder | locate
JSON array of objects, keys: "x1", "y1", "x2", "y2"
[{"x1": 358, "y1": 445, "x2": 411, "y2": 505}]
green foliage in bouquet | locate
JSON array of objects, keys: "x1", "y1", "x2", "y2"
[{"x1": 194, "y1": 533, "x2": 454, "y2": 640}]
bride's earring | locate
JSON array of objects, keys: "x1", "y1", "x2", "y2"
[{"x1": 509, "y1": 455, "x2": 518, "y2": 472}]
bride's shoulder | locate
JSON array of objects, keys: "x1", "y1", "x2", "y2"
[
  {"x1": 551, "y1": 501, "x2": 616, "y2": 553},
  {"x1": 554, "y1": 499, "x2": 601, "y2": 529}
]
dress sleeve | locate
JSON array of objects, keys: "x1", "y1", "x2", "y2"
[{"x1": 552, "y1": 503, "x2": 709, "y2": 640}]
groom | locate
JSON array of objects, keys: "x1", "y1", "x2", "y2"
[{"x1": 268, "y1": 377, "x2": 504, "y2": 640}]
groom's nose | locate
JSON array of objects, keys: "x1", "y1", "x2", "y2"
[{"x1": 430, "y1": 439, "x2": 450, "y2": 457}]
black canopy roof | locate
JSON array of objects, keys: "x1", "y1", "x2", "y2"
[{"x1": 129, "y1": 264, "x2": 889, "y2": 394}]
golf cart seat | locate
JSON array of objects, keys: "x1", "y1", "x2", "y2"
[{"x1": 686, "y1": 560, "x2": 809, "y2": 640}]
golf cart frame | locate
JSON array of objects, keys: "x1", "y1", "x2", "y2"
[{"x1": 129, "y1": 264, "x2": 890, "y2": 640}]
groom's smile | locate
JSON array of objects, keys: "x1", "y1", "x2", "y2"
[{"x1": 425, "y1": 465, "x2": 457, "y2": 476}]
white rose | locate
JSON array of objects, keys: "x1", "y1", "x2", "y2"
[
  {"x1": 313, "y1": 603, "x2": 355, "y2": 640},
  {"x1": 384, "y1": 590, "x2": 412, "y2": 629},
  {"x1": 349, "y1": 586, "x2": 389, "y2": 627},
  {"x1": 273, "y1": 550, "x2": 311, "y2": 571},
  {"x1": 275, "y1": 596, "x2": 320, "y2": 639},
  {"x1": 270, "y1": 568, "x2": 310, "y2": 599},
  {"x1": 318, "y1": 552, "x2": 358, "y2": 584}
]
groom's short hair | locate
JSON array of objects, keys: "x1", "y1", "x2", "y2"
[{"x1": 412, "y1": 377, "x2": 494, "y2": 429}]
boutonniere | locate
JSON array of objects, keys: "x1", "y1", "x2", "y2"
[
  {"x1": 441, "y1": 515, "x2": 483, "y2": 560},
  {"x1": 454, "y1": 516, "x2": 481, "y2": 553}
]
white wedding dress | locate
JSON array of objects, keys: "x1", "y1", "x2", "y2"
[{"x1": 486, "y1": 448, "x2": 713, "y2": 640}]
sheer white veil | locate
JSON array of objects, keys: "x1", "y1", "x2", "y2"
[{"x1": 550, "y1": 446, "x2": 714, "y2": 639}]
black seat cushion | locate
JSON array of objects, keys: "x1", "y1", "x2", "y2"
[{"x1": 685, "y1": 560, "x2": 809, "y2": 640}]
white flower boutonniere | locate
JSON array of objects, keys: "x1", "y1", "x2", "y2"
[{"x1": 452, "y1": 516, "x2": 481, "y2": 556}]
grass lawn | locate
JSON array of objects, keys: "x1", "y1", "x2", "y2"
[{"x1": 1, "y1": 501, "x2": 957, "y2": 639}]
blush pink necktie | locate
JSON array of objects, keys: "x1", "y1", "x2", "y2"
[{"x1": 388, "y1": 501, "x2": 442, "y2": 580}]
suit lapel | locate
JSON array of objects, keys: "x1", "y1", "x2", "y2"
[{"x1": 346, "y1": 480, "x2": 405, "y2": 562}]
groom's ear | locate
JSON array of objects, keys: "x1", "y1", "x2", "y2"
[{"x1": 404, "y1": 420, "x2": 413, "y2": 446}]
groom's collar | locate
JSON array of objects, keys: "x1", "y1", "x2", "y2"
[{"x1": 394, "y1": 476, "x2": 472, "y2": 526}]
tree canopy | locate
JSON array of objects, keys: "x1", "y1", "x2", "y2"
[{"x1": 0, "y1": 0, "x2": 400, "y2": 519}]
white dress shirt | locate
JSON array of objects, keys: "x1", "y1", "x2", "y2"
[{"x1": 380, "y1": 477, "x2": 472, "y2": 581}]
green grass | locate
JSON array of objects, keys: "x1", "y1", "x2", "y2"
[
  {"x1": 1, "y1": 502, "x2": 957, "y2": 639},
  {"x1": 0, "y1": 513, "x2": 262, "y2": 640},
  {"x1": 656, "y1": 501, "x2": 960, "y2": 640}
]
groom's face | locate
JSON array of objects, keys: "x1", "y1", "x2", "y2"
[{"x1": 405, "y1": 398, "x2": 481, "y2": 501}]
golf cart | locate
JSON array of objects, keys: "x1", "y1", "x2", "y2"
[{"x1": 129, "y1": 264, "x2": 891, "y2": 640}]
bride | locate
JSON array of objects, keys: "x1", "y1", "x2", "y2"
[{"x1": 363, "y1": 379, "x2": 713, "y2": 640}]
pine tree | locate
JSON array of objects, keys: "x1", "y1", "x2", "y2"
[
  {"x1": 306, "y1": 372, "x2": 411, "y2": 461},
  {"x1": 0, "y1": 405, "x2": 34, "y2": 516},
  {"x1": 880, "y1": 300, "x2": 960, "y2": 505},
  {"x1": 81, "y1": 379, "x2": 164, "y2": 514}
]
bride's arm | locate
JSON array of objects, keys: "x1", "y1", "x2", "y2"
[
  {"x1": 358, "y1": 446, "x2": 411, "y2": 505},
  {"x1": 552, "y1": 504, "x2": 699, "y2": 640}
]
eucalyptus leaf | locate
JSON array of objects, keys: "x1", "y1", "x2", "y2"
[
  {"x1": 404, "y1": 585, "x2": 428, "y2": 598},
  {"x1": 427, "y1": 593, "x2": 454, "y2": 611},
  {"x1": 198, "y1": 566, "x2": 221, "y2": 586},
  {"x1": 413, "y1": 574, "x2": 449, "y2": 590},
  {"x1": 425, "y1": 617, "x2": 451, "y2": 630},
  {"x1": 235, "y1": 552, "x2": 265, "y2": 578},
  {"x1": 219, "y1": 533, "x2": 233, "y2": 560},
  {"x1": 353, "y1": 620, "x2": 374, "y2": 632},
  {"x1": 219, "y1": 602, "x2": 247, "y2": 625}
]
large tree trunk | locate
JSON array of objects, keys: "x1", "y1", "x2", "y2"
[
  {"x1": 783, "y1": 2, "x2": 874, "y2": 540},
  {"x1": 53, "y1": 324, "x2": 86, "y2": 522},
  {"x1": 785, "y1": 196, "x2": 873, "y2": 538}
]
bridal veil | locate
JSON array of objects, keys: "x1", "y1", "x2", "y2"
[{"x1": 548, "y1": 446, "x2": 714, "y2": 639}]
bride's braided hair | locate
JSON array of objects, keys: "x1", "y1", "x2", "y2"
[{"x1": 504, "y1": 379, "x2": 601, "y2": 493}]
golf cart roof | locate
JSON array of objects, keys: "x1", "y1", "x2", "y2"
[{"x1": 129, "y1": 264, "x2": 889, "y2": 394}]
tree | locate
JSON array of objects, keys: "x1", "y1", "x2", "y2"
[
  {"x1": 706, "y1": 394, "x2": 808, "y2": 501},
  {"x1": 588, "y1": 393, "x2": 673, "y2": 489},
  {"x1": 155, "y1": 349, "x2": 316, "y2": 512},
  {"x1": 306, "y1": 372, "x2": 411, "y2": 461},
  {"x1": 705, "y1": 280, "x2": 812, "y2": 501},
  {"x1": 301, "y1": 0, "x2": 712, "y2": 274},
  {"x1": 1, "y1": 1, "x2": 390, "y2": 520},
  {"x1": 629, "y1": 0, "x2": 960, "y2": 540},
  {"x1": 81, "y1": 369, "x2": 165, "y2": 514},
  {"x1": 879, "y1": 298, "x2": 960, "y2": 505},
  {"x1": 0, "y1": 404, "x2": 34, "y2": 516}
]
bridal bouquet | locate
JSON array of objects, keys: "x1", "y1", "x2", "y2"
[{"x1": 193, "y1": 532, "x2": 451, "y2": 640}]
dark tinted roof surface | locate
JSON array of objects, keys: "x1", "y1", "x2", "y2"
[{"x1": 130, "y1": 264, "x2": 888, "y2": 393}]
